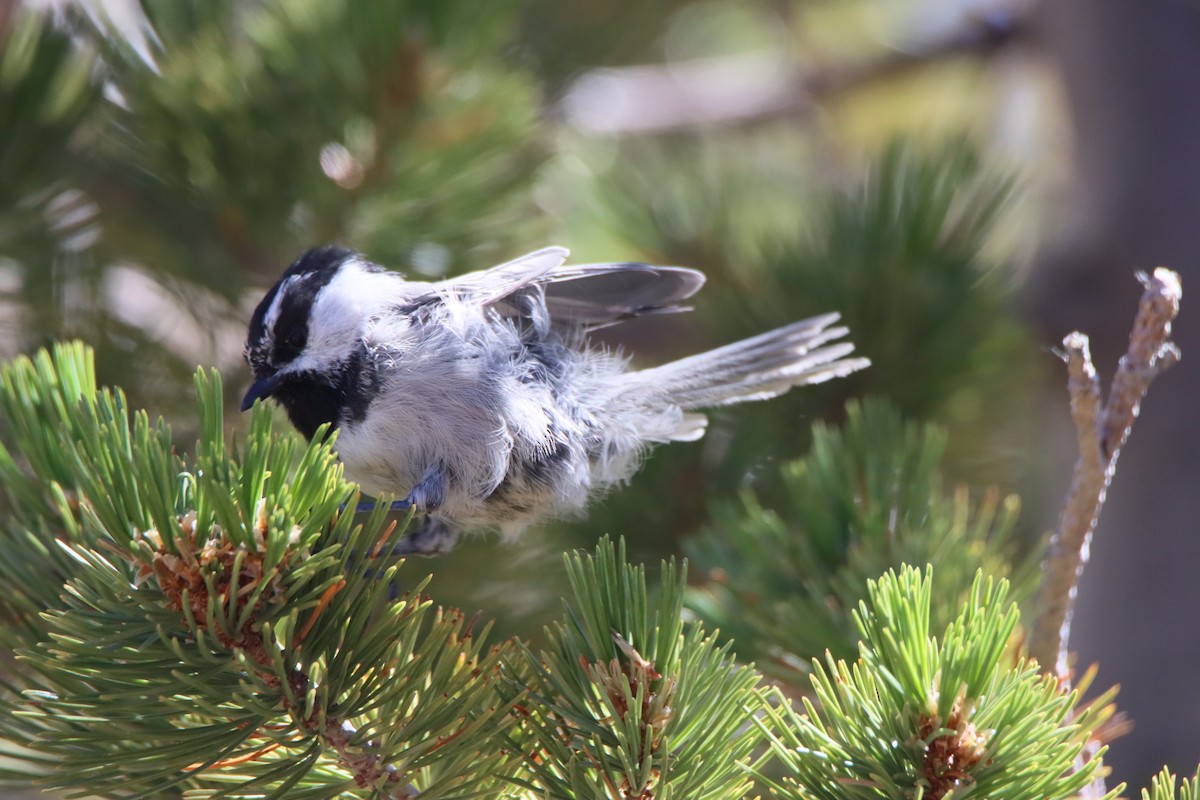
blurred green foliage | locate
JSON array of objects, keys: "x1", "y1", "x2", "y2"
[
  {"x1": 90, "y1": 0, "x2": 544, "y2": 274},
  {"x1": 0, "y1": 8, "x2": 100, "y2": 258},
  {"x1": 685, "y1": 398, "x2": 1030, "y2": 681}
]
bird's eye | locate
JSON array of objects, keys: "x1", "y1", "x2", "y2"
[{"x1": 274, "y1": 327, "x2": 306, "y2": 361}]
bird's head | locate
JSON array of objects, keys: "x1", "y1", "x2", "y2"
[{"x1": 242, "y1": 246, "x2": 389, "y2": 414}]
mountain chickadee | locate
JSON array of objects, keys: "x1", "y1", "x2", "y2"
[{"x1": 242, "y1": 246, "x2": 869, "y2": 555}]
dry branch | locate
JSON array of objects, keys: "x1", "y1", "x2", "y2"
[{"x1": 1030, "y1": 268, "x2": 1182, "y2": 679}]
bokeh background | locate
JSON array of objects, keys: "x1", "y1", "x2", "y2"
[{"x1": 2, "y1": 0, "x2": 1199, "y2": 791}]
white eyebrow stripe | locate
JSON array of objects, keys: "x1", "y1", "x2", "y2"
[{"x1": 262, "y1": 274, "x2": 301, "y2": 338}]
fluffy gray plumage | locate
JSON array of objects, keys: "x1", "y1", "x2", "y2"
[{"x1": 242, "y1": 246, "x2": 869, "y2": 554}]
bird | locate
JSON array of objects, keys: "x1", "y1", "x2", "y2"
[{"x1": 241, "y1": 245, "x2": 869, "y2": 555}]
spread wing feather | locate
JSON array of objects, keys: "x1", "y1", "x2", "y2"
[{"x1": 433, "y1": 247, "x2": 706, "y2": 329}]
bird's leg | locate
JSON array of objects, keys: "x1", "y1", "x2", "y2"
[
  {"x1": 406, "y1": 463, "x2": 449, "y2": 511},
  {"x1": 382, "y1": 464, "x2": 458, "y2": 557},
  {"x1": 353, "y1": 463, "x2": 446, "y2": 514},
  {"x1": 354, "y1": 498, "x2": 413, "y2": 513}
]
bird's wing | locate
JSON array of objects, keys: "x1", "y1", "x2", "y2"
[
  {"x1": 433, "y1": 246, "x2": 572, "y2": 302},
  {"x1": 435, "y1": 247, "x2": 706, "y2": 329},
  {"x1": 538, "y1": 261, "x2": 706, "y2": 328}
]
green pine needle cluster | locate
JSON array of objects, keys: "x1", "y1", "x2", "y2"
[
  {"x1": 1145, "y1": 768, "x2": 1200, "y2": 800},
  {"x1": 506, "y1": 537, "x2": 768, "y2": 800},
  {"x1": 0, "y1": 343, "x2": 517, "y2": 798},
  {"x1": 685, "y1": 397, "x2": 1029, "y2": 680},
  {"x1": 759, "y1": 565, "x2": 1120, "y2": 800}
]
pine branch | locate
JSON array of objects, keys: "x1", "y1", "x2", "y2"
[
  {"x1": 759, "y1": 566, "x2": 1123, "y2": 800},
  {"x1": 0, "y1": 342, "x2": 1183, "y2": 800},
  {"x1": 0, "y1": 344, "x2": 521, "y2": 798},
  {"x1": 1030, "y1": 269, "x2": 1182, "y2": 679},
  {"x1": 505, "y1": 537, "x2": 769, "y2": 800}
]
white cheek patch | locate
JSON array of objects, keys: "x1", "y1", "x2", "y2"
[
  {"x1": 313, "y1": 263, "x2": 377, "y2": 337},
  {"x1": 286, "y1": 261, "x2": 407, "y2": 374}
]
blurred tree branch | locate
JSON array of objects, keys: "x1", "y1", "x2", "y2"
[{"x1": 561, "y1": 4, "x2": 1022, "y2": 134}]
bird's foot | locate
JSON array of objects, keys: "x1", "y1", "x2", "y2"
[{"x1": 379, "y1": 516, "x2": 459, "y2": 558}]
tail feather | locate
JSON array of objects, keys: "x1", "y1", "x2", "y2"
[
  {"x1": 669, "y1": 328, "x2": 852, "y2": 393},
  {"x1": 631, "y1": 313, "x2": 869, "y2": 411}
]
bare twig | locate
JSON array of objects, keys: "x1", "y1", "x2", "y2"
[
  {"x1": 1030, "y1": 333, "x2": 1104, "y2": 679},
  {"x1": 1030, "y1": 268, "x2": 1182, "y2": 679},
  {"x1": 1101, "y1": 271, "x2": 1184, "y2": 459},
  {"x1": 561, "y1": 6, "x2": 1022, "y2": 135}
]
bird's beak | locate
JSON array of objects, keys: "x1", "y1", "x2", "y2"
[{"x1": 241, "y1": 372, "x2": 283, "y2": 412}]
